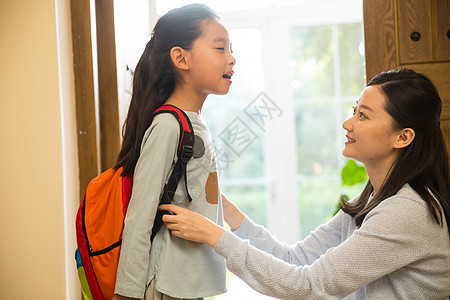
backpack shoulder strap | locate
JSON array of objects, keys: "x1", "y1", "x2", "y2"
[
  {"x1": 153, "y1": 104, "x2": 194, "y2": 158},
  {"x1": 150, "y1": 105, "x2": 195, "y2": 241},
  {"x1": 153, "y1": 105, "x2": 194, "y2": 203}
]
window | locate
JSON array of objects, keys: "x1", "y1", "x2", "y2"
[
  {"x1": 116, "y1": 1, "x2": 365, "y2": 298},
  {"x1": 291, "y1": 22, "x2": 365, "y2": 237}
]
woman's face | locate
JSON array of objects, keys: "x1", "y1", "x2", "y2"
[{"x1": 342, "y1": 85, "x2": 402, "y2": 170}]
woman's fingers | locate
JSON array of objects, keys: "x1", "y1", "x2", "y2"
[
  {"x1": 157, "y1": 204, "x2": 224, "y2": 247},
  {"x1": 159, "y1": 204, "x2": 194, "y2": 224},
  {"x1": 159, "y1": 204, "x2": 182, "y2": 214}
]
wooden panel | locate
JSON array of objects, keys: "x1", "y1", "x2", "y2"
[
  {"x1": 400, "y1": 62, "x2": 450, "y2": 120},
  {"x1": 441, "y1": 120, "x2": 450, "y2": 168},
  {"x1": 363, "y1": 0, "x2": 397, "y2": 83},
  {"x1": 433, "y1": 0, "x2": 450, "y2": 62},
  {"x1": 95, "y1": 0, "x2": 120, "y2": 171},
  {"x1": 397, "y1": 0, "x2": 433, "y2": 64},
  {"x1": 70, "y1": 0, "x2": 99, "y2": 196}
]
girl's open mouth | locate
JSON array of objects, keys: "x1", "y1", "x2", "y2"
[{"x1": 223, "y1": 71, "x2": 234, "y2": 80}]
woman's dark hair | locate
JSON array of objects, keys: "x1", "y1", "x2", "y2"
[
  {"x1": 115, "y1": 4, "x2": 218, "y2": 176},
  {"x1": 340, "y1": 68, "x2": 450, "y2": 232}
]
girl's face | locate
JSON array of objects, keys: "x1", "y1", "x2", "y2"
[
  {"x1": 185, "y1": 18, "x2": 236, "y2": 96},
  {"x1": 342, "y1": 85, "x2": 402, "y2": 170}
]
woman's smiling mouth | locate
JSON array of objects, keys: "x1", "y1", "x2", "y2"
[{"x1": 346, "y1": 136, "x2": 356, "y2": 144}]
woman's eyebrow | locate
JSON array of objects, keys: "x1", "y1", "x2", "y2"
[{"x1": 360, "y1": 104, "x2": 375, "y2": 113}]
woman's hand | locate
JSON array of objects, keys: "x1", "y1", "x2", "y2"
[
  {"x1": 221, "y1": 193, "x2": 244, "y2": 231},
  {"x1": 159, "y1": 204, "x2": 225, "y2": 247}
]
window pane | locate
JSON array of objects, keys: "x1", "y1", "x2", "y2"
[
  {"x1": 156, "y1": 0, "x2": 322, "y2": 14},
  {"x1": 298, "y1": 180, "x2": 340, "y2": 237},
  {"x1": 298, "y1": 177, "x2": 368, "y2": 237},
  {"x1": 290, "y1": 26, "x2": 334, "y2": 98},
  {"x1": 338, "y1": 24, "x2": 365, "y2": 96},
  {"x1": 290, "y1": 23, "x2": 365, "y2": 238},
  {"x1": 294, "y1": 101, "x2": 339, "y2": 176},
  {"x1": 223, "y1": 185, "x2": 267, "y2": 227}
]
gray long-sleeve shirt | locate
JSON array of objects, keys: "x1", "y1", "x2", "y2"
[
  {"x1": 115, "y1": 111, "x2": 226, "y2": 299},
  {"x1": 214, "y1": 184, "x2": 449, "y2": 299}
]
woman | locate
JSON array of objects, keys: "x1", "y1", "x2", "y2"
[{"x1": 160, "y1": 68, "x2": 450, "y2": 299}]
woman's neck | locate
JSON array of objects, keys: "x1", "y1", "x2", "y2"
[
  {"x1": 365, "y1": 158, "x2": 396, "y2": 196},
  {"x1": 366, "y1": 167, "x2": 386, "y2": 196}
]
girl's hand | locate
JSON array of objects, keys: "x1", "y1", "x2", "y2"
[
  {"x1": 159, "y1": 204, "x2": 225, "y2": 247},
  {"x1": 221, "y1": 193, "x2": 244, "y2": 231}
]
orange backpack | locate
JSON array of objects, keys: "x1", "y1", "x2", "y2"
[{"x1": 75, "y1": 105, "x2": 194, "y2": 300}]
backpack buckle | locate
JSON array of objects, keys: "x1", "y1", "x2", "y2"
[{"x1": 180, "y1": 145, "x2": 193, "y2": 163}]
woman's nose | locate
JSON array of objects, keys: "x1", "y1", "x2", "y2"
[{"x1": 342, "y1": 116, "x2": 354, "y2": 131}]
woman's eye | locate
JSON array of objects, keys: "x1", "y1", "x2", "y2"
[
  {"x1": 352, "y1": 106, "x2": 356, "y2": 115},
  {"x1": 359, "y1": 112, "x2": 366, "y2": 119},
  {"x1": 216, "y1": 48, "x2": 225, "y2": 51}
]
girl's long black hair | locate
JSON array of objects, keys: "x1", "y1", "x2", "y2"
[
  {"x1": 340, "y1": 68, "x2": 450, "y2": 232},
  {"x1": 114, "y1": 4, "x2": 218, "y2": 177}
]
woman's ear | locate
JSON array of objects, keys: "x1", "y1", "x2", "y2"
[
  {"x1": 394, "y1": 128, "x2": 415, "y2": 149},
  {"x1": 170, "y1": 46, "x2": 190, "y2": 71}
]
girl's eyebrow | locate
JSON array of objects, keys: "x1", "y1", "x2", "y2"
[{"x1": 213, "y1": 37, "x2": 228, "y2": 44}]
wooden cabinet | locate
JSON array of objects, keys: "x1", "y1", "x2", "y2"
[
  {"x1": 363, "y1": 0, "x2": 450, "y2": 164},
  {"x1": 443, "y1": 120, "x2": 450, "y2": 167},
  {"x1": 396, "y1": 0, "x2": 450, "y2": 64},
  {"x1": 397, "y1": 0, "x2": 433, "y2": 63},
  {"x1": 434, "y1": 0, "x2": 450, "y2": 61}
]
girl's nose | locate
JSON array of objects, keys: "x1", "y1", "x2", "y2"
[{"x1": 229, "y1": 54, "x2": 236, "y2": 66}]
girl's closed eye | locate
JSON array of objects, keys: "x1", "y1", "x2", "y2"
[{"x1": 358, "y1": 112, "x2": 367, "y2": 119}]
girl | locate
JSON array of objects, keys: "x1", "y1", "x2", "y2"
[
  {"x1": 160, "y1": 68, "x2": 450, "y2": 299},
  {"x1": 113, "y1": 4, "x2": 235, "y2": 300}
]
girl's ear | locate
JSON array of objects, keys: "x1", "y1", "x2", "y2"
[
  {"x1": 170, "y1": 46, "x2": 190, "y2": 71},
  {"x1": 393, "y1": 128, "x2": 415, "y2": 149}
]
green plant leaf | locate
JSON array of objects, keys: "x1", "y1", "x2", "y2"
[{"x1": 341, "y1": 159, "x2": 368, "y2": 186}]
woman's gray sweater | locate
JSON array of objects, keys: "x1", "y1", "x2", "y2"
[{"x1": 214, "y1": 184, "x2": 449, "y2": 299}]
